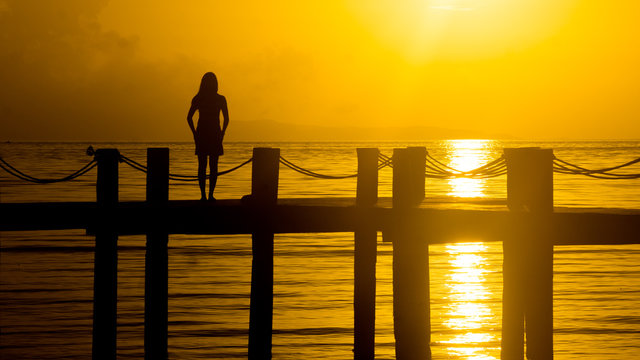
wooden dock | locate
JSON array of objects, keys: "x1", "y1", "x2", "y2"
[
  {"x1": 2, "y1": 198, "x2": 638, "y2": 243},
  {"x1": 1, "y1": 147, "x2": 639, "y2": 360}
]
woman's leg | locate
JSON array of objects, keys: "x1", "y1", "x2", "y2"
[
  {"x1": 197, "y1": 154, "x2": 208, "y2": 200},
  {"x1": 208, "y1": 155, "x2": 219, "y2": 200}
]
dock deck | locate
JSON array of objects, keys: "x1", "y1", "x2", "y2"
[{"x1": 2, "y1": 197, "x2": 638, "y2": 246}]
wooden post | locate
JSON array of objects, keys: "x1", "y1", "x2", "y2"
[
  {"x1": 93, "y1": 148, "x2": 119, "y2": 360},
  {"x1": 502, "y1": 147, "x2": 554, "y2": 360},
  {"x1": 500, "y1": 215, "x2": 526, "y2": 360},
  {"x1": 354, "y1": 148, "x2": 378, "y2": 359},
  {"x1": 390, "y1": 147, "x2": 431, "y2": 360},
  {"x1": 407, "y1": 147, "x2": 426, "y2": 203},
  {"x1": 356, "y1": 148, "x2": 378, "y2": 207},
  {"x1": 392, "y1": 148, "x2": 412, "y2": 208},
  {"x1": 248, "y1": 147, "x2": 280, "y2": 360},
  {"x1": 145, "y1": 148, "x2": 169, "y2": 360},
  {"x1": 392, "y1": 147, "x2": 426, "y2": 208}
]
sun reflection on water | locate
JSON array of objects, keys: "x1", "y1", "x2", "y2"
[
  {"x1": 445, "y1": 139, "x2": 493, "y2": 198},
  {"x1": 431, "y1": 141, "x2": 501, "y2": 358},
  {"x1": 443, "y1": 242, "x2": 498, "y2": 360}
]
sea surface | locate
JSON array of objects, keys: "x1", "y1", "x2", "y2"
[{"x1": 1, "y1": 140, "x2": 639, "y2": 359}]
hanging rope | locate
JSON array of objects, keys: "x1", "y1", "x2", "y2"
[
  {"x1": 376, "y1": 151, "x2": 508, "y2": 179},
  {"x1": 279, "y1": 156, "x2": 359, "y2": 179},
  {"x1": 552, "y1": 156, "x2": 640, "y2": 179},
  {"x1": 378, "y1": 153, "x2": 393, "y2": 169},
  {"x1": 119, "y1": 154, "x2": 253, "y2": 181},
  {"x1": 169, "y1": 158, "x2": 253, "y2": 181},
  {"x1": 278, "y1": 153, "x2": 394, "y2": 179},
  {"x1": 424, "y1": 153, "x2": 507, "y2": 179},
  {"x1": 0, "y1": 156, "x2": 97, "y2": 183},
  {"x1": 4, "y1": 149, "x2": 638, "y2": 184}
]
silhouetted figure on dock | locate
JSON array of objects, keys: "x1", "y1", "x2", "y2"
[{"x1": 187, "y1": 72, "x2": 229, "y2": 201}]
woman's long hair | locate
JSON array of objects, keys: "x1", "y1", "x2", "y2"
[{"x1": 197, "y1": 72, "x2": 218, "y2": 98}]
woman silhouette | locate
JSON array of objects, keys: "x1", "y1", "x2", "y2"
[{"x1": 187, "y1": 72, "x2": 229, "y2": 201}]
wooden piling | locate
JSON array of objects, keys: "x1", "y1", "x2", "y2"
[
  {"x1": 500, "y1": 215, "x2": 526, "y2": 360},
  {"x1": 354, "y1": 148, "x2": 379, "y2": 359},
  {"x1": 248, "y1": 147, "x2": 280, "y2": 360},
  {"x1": 356, "y1": 148, "x2": 379, "y2": 207},
  {"x1": 502, "y1": 148, "x2": 554, "y2": 360},
  {"x1": 93, "y1": 149, "x2": 119, "y2": 360},
  {"x1": 145, "y1": 148, "x2": 169, "y2": 360},
  {"x1": 390, "y1": 147, "x2": 431, "y2": 360},
  {"x1": 407, "y1": 147, "x2": 427, "y2": 202}
]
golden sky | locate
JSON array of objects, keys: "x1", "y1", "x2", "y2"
[{"x1": 1, "y1": 0, "x2": 639, "y2": 140}]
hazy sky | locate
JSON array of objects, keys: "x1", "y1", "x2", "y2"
[{"x1": 1, "y1": 0, "x2": 639, "y2": 141}]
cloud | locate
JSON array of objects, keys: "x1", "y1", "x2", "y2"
[
  {"x1": 0, "y1": 0, "x2": 205, "y2": 141},
  {"x1": 0, "y1": 1, "x2": 331, "y2": 141}
]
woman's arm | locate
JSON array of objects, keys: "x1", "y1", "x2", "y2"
[
  {"x1": 187, "y1": 100, "x2": 197, "y2": 138},
  {"x1": 221, "y1": 96, "x2": 229, "y2": 137}
]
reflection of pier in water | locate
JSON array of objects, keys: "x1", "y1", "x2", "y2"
[{"x1": 1, "y1": 146, "x2": 639, "y2": 360}]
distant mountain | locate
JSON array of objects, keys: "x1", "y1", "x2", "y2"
[{"x1": 224, "y1": 120, "x2": 514, "y2": 141}]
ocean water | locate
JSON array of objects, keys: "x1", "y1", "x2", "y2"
[{"x1": 1, "y1": 140, "x2": 639, "y2": 359}]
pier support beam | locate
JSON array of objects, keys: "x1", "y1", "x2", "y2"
[
  {"x1": 248, "y1": 147, "x2": 280, "y2": 360},
  {"x1": 145, "y1": 148, "x2": 169, "y2": 360},
  {"x1": 502, "y1": 148, "x2": 554, "y2": 360},
  {"x1": 390, "y1": 147, "x2": 431, "y2": 360},
  {"x1": 93, "y1": 149, "x2": 119, "y2": 360},
  {"x1": 354, "y1": 148, "x2": 379, "y2": 359}
]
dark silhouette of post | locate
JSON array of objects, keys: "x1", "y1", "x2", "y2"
[
  {"x1": 354, "y1": 148, "x2": 379, "y2": 359},
  {"x1": 407, "y1": 147, "x2": 427, "y2": 201},
  {"x1": 248, "y1": 147, "x2": 280, "y2": 360},
  {"x1": 356, "y1": 148, "x2": 379, "y2": 207},
  {"x1": 145, "y1": 148, "x2": 169, "y2": 360},
  {"x1": 502, "y1": 147, "x2": 554, "y2": 360},
  {"x1": 93, "y1": 149, "x2": 119, "y2": 360},
  {"x1": 391, "y1": 147, "x2": 431, "y2": 360}
]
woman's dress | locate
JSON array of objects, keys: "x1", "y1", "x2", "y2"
[{"x1": 193, "y1": 94, "x2": 224, "y2": 156}]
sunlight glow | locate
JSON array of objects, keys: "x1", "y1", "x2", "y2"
[
  {"x1": 446, "y1": 140, "x2": 492, "y2": 198},
  {"x1": 447, "y1": 345, "x2": 499, "y2": 360},
  {"x1": 349, "y1": 0, "x2": 580, "y2": 63},
  {"x1": 443, "y1": 242, "x2": 497, "y2": 359},
  {"x1": 430, "y1": 0, "x2": 476, "y2": 12}
]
